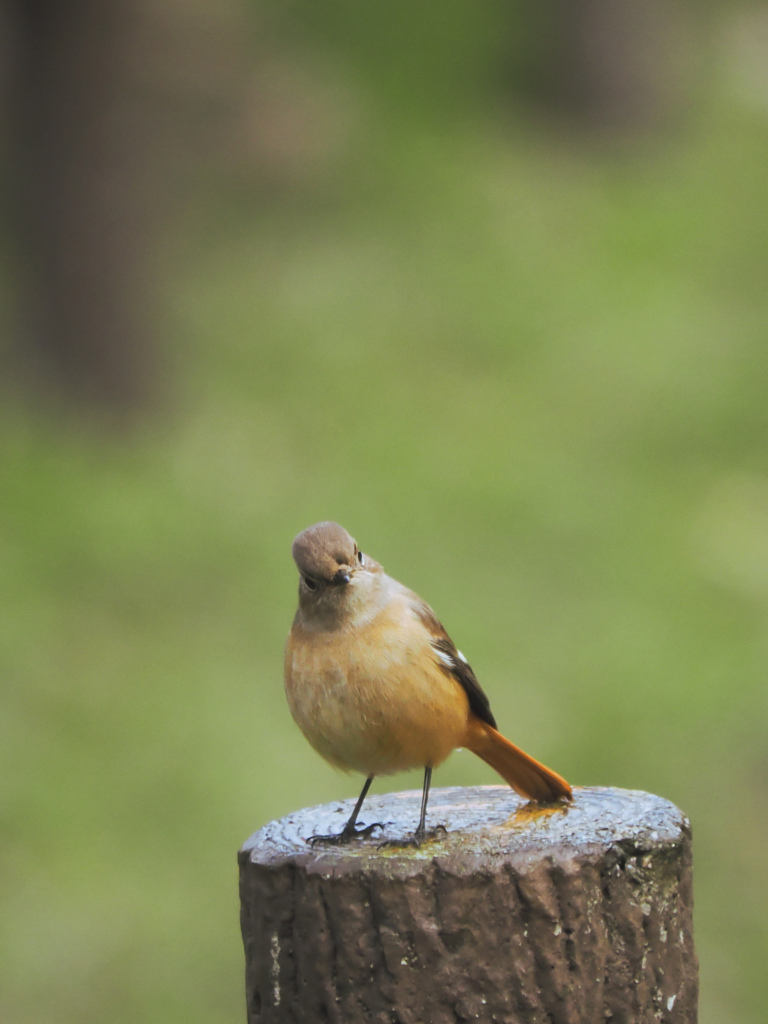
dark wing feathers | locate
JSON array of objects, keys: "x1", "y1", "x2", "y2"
[{"x1": 413, "y1": 599, "x2": 497, "y2": 729}]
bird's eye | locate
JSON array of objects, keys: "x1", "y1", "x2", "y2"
[
  {"x1": 357, "y1": 550, "x2": 364, "y2": 565},
  {"x1": 302, "y1": 576, "x2": 317, "y2": 591}
]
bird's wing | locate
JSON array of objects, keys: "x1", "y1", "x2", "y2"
[{"x1": 411, "y1": 597, "x2": 498, "y2": 729}]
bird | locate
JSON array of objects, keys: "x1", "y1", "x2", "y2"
[{"x1": 284, "y1": 521, "x2": 572, "y2": 844}]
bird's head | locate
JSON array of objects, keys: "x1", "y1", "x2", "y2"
[{"x1": 291, "y1": 521, "x2": 382, "y2": 626}]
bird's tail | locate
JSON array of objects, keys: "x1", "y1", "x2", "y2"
[{"x1": 463, "y1": 716, "x2": 572, "y2": 802}]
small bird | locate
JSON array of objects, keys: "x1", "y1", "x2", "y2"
[{"x1": 284, "y1": 522, "x2": 571, "y2": 844}]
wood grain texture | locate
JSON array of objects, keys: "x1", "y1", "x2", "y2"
[{"x1": 239, "y1": 785, "x2": 698, "y2": 1024}]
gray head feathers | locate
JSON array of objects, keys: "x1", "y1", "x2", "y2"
[{"x1": 291, "y1": 521, "x2": 358, "y2": 582}]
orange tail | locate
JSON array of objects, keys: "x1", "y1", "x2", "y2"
[{"x1": 464, "y1": 716, "x2": 572, "y2": 802}]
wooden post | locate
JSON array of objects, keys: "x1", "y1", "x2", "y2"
[{"x1": 239, "y1": 785, "x2": 698, "y2": 1023}]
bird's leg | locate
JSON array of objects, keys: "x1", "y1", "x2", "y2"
[
  {"x1": 379, "y1": 766, "x2": 447, "y2": 848},
  {"x1": 308, "y1": 775, "x2": 383, "y2": 845},
  {"x1": 414, "y1": 765, "x2": 446, "y2": 841},
  {"x1": 415, "y1": 765, "x2": 432, "y2": 840}
]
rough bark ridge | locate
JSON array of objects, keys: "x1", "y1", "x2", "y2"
[{"x1": 239, "y1": 786, "x2": 697, "y2": 1024}]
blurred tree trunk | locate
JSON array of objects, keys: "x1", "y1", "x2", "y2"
[
  {"x1": 6, "y1": 0, "x2": 160, "y2": 408},
  {"x1": 513, "y1": 0, "x2": 694, "y2": 131},
  {"x1": 3, "y1": 0, "x2": 246, "y2": 412}
]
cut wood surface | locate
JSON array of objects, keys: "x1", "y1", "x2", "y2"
[{"x1": 239, "y1": 785, "x2": 697, "y2": 1024}]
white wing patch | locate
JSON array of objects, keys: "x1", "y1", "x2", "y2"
[
  {"x1": 432, "y1": 643, "x2": 470, "y2": 671},
  {"x1": 433, "y1": 645, "x2": 455, "y2": 669}
]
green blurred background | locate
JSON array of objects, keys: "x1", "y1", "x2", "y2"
[{"x1": 1, "y1": 1, "x2": 767, "y2": 1021}]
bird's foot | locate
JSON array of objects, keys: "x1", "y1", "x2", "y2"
[
  {"x1": 379, "y1": 824, "x2": 448, "y2": 849},
  {"x1": 307, "y1": 822, "x2": 384, "y2": 846}
]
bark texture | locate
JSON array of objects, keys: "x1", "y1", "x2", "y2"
[{"x1": 239, "y1": 785, "x2": 697, "y2": 1024}]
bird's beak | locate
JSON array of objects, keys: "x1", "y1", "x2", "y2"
[{"x1": 334, "y1": 568, "x2": 351, "y2": 585}]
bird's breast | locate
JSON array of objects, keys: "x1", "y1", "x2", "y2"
[{"x1": 284, "y1": 605, "x2": 469, "y2": 775}]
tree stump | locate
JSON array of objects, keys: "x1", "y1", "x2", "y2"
[{"x1": 239, "y1": 785, "x2": 697, "y2": 1024}]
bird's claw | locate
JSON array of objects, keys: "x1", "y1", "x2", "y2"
[
  {"x1": 378, "y1": 823, "x2": 448, "y2": 849},
  {"x1": 307, "y1": 821, "x2": 384, "y2": 846}
]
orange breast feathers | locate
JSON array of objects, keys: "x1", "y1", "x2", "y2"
[{"x1": 284, "y1": 596, "x2": 471, "y2": 777}]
